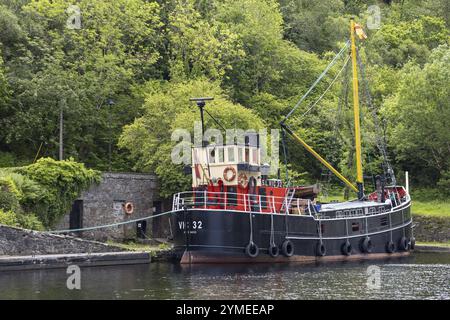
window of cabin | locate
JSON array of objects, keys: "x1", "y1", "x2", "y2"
[
  {"x1": 218, "y1": 148, "x2": 224, "y2": 163},
  {"x1": 238, "y1": 148, "x2": 243, "y2": 163},
  {"x1": 245, "y1": 147, "x2": 250, "y2": 163},
  {"x1": 228, "y1": 147, "x2": 235, "y2": 162},
  {"x1": 252, "y1": 148, "x2": 258, "y2": 164},
  {"x1": 208, "y1": 148, "x2": 216, "y2": 163},
  {"x1": 352, "y1": 222, "x2": 360, "y2": 232}
]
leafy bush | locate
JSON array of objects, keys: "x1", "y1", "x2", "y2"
[
  {"x1": 0, "y1": 209, "x2": 18, "y2": 227},
  {"x1": 15, "y1": 157, "x2": 101, "y2": 228},
  {"x1": 0, "y1": 152, "x2": 15, "y2": 167},
  {"x1": 16, "y1": 213, "x2": 44, "y2": 231},
  {"x1": 437, "y1": 170, "x2": 450, "y2": 196},
  {"x1": 0, "y1": 177, "x2": 20, "y2": 212}
]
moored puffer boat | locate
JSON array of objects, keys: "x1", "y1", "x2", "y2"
[{"x1": 171, "y1": 19, "x2": 414, "y2": 264}]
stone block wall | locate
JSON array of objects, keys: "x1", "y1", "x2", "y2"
[{"x1": 56, "y1": 172, "x2": 160, "y2": 241}]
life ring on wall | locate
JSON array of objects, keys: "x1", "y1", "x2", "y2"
[
  {"x1": 238, "y1": 173, "x2": 248, "y2": 188},
  {"x1": 124, "y1": 202, "x2": 134, "y2": 215},
  {"x1": 223, "y1": 166, "x2": 236, "y2": 182}
]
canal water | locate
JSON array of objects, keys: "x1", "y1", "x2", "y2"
[{"x1": 0, "y1": 252, "x2": 448, "y2": 299}]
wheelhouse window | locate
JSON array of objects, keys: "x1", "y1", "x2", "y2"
[
  {"x1": 227, "y1": 147, "x2": 235, "y2": 162},
  {"x1": 218, "y1": 147, "x2": 224, "y2": 163},
  {"x1": 245, "y1": 147, "x2": 250, "y2": 163},
  {"x1": 238, "y1": 147, "x2": 243, "y2": 163},
  {"x1": 208, "y1": 148, "x2": 216, "y2": 163},
  {"x1": 252, "y1": 148, "x2": 259, "y2": 164}
]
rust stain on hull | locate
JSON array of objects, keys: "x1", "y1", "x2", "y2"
[{"x1": 180, "y1": 250, "x2": 411, "y2": 264}]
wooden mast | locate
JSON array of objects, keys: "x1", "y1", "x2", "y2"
[{"x1": 350, "y1": 18, "x2": 364, "y2": 199}]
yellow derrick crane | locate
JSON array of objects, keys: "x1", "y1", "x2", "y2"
[{"x1": 280, "y1": 18, "x2": 366, "y2": 199}]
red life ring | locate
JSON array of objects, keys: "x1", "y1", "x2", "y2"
[
  {"x1": 223, "y1": 166, "x2": 237, "y2": 182},
  {"x1": 238, "y1": 173, "x2": 248, "y2": 188},
  {"x1": 124, "y1": 202, "x2": 134, "y2": 215}
]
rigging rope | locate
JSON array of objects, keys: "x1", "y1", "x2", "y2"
[
  {"x1": 298, "y1": 54, "x2": 351, "y2": 120},
  {"x1": 281, "y1": 40, "x2": 350, "y2": 124},
  {"x1": 356, "y1": 49, "x2": 396, "y2": 185},
  {"x1": 281, "y1": 45, "x2": 350, "y2": 186}
]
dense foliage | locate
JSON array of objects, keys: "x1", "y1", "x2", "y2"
[
  {"x1": 0, "y1": 0, "x2": 449, "y2": 198},
  {"x1": 0, "y1": 158, "x2": 100, "y2": 229}
]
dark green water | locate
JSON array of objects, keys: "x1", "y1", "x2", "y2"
[{"x1": 0, "y1": 252, "x2": 448, "y2": 300}]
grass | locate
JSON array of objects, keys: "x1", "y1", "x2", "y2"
[
  {"x1": 416, "y1": 241, "x2": 450, "y2": 247},
  {"x1": 411, "y1": 200, "x2": 450, "y2": 218},
  {"x1": 107, "y1": 241, "x2": 172, "y2": 253}
]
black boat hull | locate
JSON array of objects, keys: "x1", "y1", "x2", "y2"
[{"x1": 172, "y1": 203, "x2": 413, "y2": 264}]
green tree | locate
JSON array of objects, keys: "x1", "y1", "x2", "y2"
[
  {"x1": 382, "y1": 45, "x2": 450, "y2": 186},
  {"x1": 0, "y1": 0, "x2": 161, "y2": 168},
  {"x1": 166, "y1": 0, "x2": 244, "y2": 82},
  {"x1": 215, "y1": 0, "x2": 324, "y2": 106},
  {"x1": 279, "y1": 0, "x2": 348, "y2": 53},
  {"x1": 366, "y1": 15, "x2": 448, "y2": 68},
  {"x1": 119, "y1": 78, "x2": 265, "y2": 197}
]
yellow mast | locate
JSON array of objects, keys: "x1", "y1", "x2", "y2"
[{"x1": 350, "y1": 18, "x2": 364, "y2": 199}]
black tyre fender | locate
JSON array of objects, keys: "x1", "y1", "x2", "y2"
[
  {"x1": 245, "y1": 242, "x2": 259, "y2": 258},
  {"x1": 268, "y1": 244, "x2": 279, "y2": 258},
  {"x1": 316, "y1": 242, "x2": 326, "y2": 257},
  {"x1": 409, "y1": 237, "x2": 416, "y2": 250},
  {"x1": 341, "y1": 240, "x2": 352, "y2": 256},
  {"x1": 281, "y1": 240, "x2": 294, "y2": 257},
  {"x1": 360, "y1": 236, "x2": 373, "y2": 253},
  {"x1": 386, "y1": 240, "x2": 395, "y2": 253},
  {"x1": 398, "y1": 236, "x2": 410, "y2": 251}
]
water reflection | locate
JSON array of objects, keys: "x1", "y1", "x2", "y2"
[{"x1": 0, "y1": 252, "x2": 448, "y2": 300}]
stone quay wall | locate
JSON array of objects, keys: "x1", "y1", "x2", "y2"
[{"x1": 0, "y1": 224, "x2": 124, "y2": 256}]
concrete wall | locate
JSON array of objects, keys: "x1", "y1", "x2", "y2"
[
  {"x1": 57, "y1": 172, "x2": 161, "y2": 241},
  {"x1": 0, "y1": 224, "x2": 124, "y2": 256}
]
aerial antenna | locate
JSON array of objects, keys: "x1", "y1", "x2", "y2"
[
  {"x1": 190, "y1": 97, "x2": 214, "y2": 147},
  {"x1": 190, "y1": 97, "x2": 214, "y2": 184}
]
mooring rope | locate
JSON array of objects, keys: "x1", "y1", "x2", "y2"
[{"x1": 46, "y1": 210, "x2": 174, "y2": 234}]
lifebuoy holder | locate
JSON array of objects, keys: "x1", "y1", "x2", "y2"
[
  {"x1": 223, "y1": 166, "x2": 236, "y2": 182},
  {"x1": 124, "y1": 202, "x2": 134, "y2": 215}
]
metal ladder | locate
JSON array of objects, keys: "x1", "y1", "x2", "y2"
[{"x1": 280, "y1": 188, "x2": 296, "y2": 214}]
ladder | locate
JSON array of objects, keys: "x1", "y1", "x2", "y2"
[{"x1": 280, "y1": 188, "x2": 296, "y2": 214}]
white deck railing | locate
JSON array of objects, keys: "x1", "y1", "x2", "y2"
[{"x1": 172, "y1": 191, "x2": 315, "y2": 215}]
